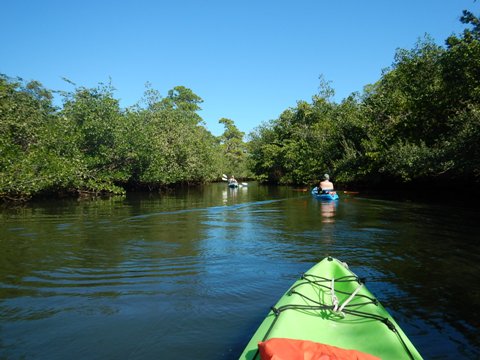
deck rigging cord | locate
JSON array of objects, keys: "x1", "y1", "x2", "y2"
[{"x1": 252, "y1": 272, "x2": 416, "y2": 360}]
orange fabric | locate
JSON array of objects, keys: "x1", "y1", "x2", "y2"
[{"x1": 258, "y1": 338, "x2": 380, "y2": 360}]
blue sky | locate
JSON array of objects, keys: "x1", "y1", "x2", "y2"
[{"x1": 1, "y1": 0, "x2": 479, "y2": 136}]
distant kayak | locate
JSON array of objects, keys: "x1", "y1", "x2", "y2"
[
  {"x1": 312, "y1": 186, "x2": 339, "y2": 200},
  {"x1": 239, "y1": 257, "x2": 423, "y2": 360},
  {"x1": 228, "y1": 182, "x2": 239, "y2": 188}
]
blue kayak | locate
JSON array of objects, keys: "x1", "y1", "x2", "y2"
[{"x1": 312, "y1": 187, "x2": 339, "y2": 200}]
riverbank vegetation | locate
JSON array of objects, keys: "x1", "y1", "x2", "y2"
[
  {"x1": 249, "y1": 10, "x2": 480, "y2": 192},
  {"x1": 0, "y1": 79, "x2": 249, "y2": 202},
  {"x1": 1, "y1": 10, "x2": 479, "y2": 202}
]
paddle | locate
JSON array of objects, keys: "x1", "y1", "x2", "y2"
[{"x1": 221, "y1": 174, "x2": 247, "y2": 187}]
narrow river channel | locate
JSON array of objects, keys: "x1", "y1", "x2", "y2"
[{"x1": 1, "y1": 182, "x2": 479, "y2": 359}]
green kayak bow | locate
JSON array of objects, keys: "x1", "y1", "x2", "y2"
[{"x1": 239, "y1": 257, "x2": 423, "y2": 359}]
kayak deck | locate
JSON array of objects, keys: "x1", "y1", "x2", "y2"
[
  {"x1": 311, "y1": 187, "x2": 339, "y2": 200},
  {"x1": 239, "y1": 257, "x2": 422, "y2": 359}
]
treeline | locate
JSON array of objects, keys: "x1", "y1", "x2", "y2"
[
  {"x1": 249, "y1": 10, "x2": 480, "y2": 191},
  {"x1": 2, "y1": 11, "x2": 479, "y2": 202},
  {"x1": 0, "y1": 79, "x2": 249, "y2": 201}
]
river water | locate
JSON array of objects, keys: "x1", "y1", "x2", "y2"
[{"x1": 0, "y1": 182, "x2": 479, "y2": 359}]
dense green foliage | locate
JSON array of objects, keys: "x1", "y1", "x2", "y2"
[
  {"x1": 218, "y1": 118, "x2": 250, "y2": 179},
  {"x1": 0, "y1": 79, "x2": 240, "y2": 201},
  {"x1": 248, "y1": 11, "x2": 480, "y2": 190},
  {"x1": 2, "y1": 10, "x2": 479, "y2": 201}
]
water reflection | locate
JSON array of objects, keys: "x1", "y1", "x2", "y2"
[
  {"x1": 320, "y1": 200, "x2": 337, "y2": 223},
  {"x1": 222, "y1": 185, "x2": 248, "y2": 205},
  {"x1": 1, "y1": 184, "x2": 479, "y2": 359},
  {"x1": 222, "y1": 189, "x2": 228, "y2": 204}
]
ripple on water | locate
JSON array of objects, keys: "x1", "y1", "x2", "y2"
[{"x1": 1, "y1": 186, "x2": 479, "y2": 359}]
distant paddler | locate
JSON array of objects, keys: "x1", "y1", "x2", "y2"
[
  {"x1": 319, "y1": 173, "x2": 337, "y2": 196},
  {"x1": 228, "y1": 175, "x2": 239, "y2": 188},
  {"x1": 221, "y1": 174, "x2": 248, "y2": 187}
]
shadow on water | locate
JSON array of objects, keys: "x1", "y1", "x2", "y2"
[{"x1": 0, "y1": 182, "x2": 479, "y2": 359}]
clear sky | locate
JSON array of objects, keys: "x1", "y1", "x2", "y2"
[{"x1": 1, "y1": 0, "x2": 479, "y2": 137}]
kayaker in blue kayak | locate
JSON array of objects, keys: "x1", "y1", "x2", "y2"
[
  {"x1": 228, "y1": 175, "x2": 239, "y2": 188},
  {"x1": 311, "y1": 174, "x2": 339, "y2": 200},
  {"x1": 319, "y1": 174, "x2": 336, "y2": 196}
]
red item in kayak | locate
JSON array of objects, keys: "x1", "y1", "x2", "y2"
[{"x1": 258, "y1": 338, "x2": 380, "y2": 360}]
